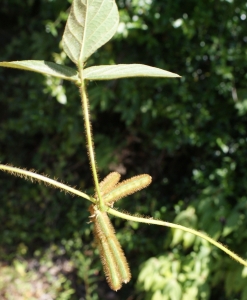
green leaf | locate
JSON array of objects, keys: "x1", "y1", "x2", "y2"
[
  {"x1": 170, "y1": 229, "x2": 184, "y2": 247},
  {"x1": 183, "y1": 232, "x2": 196, "y2": 249},
  {"x1": 164, "y1": 279, "x2": 182, "y2": 300},
  {"x1": 83, "y1": 64, "x2": 180, "y2": 80},
  {"x1": 0, "y1": 60, "x2": 79, "y2": 82},
  {"x1": 152, "y1": 290, "x2": 167, "y2": 300},
  {"x1": 62, "y1": 0, "x2": 119, "y2": 65}
]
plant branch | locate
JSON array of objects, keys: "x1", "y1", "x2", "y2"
[
  {"x1": 0, "y1": 164, "x2": 95, "y2": 203},
  {"x1": 2, "y1": 162, "x2": 246, "y2": 268},
  {"x1": 107, "y1": 207, "x2": 247, "y2": 267}
]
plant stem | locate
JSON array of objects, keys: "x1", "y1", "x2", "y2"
[
  {"x1": 79, "y1": 70, "x2": 104, "y2": 210},
  {"x1": 108, "y1": 207, "x2": 247, "y2": 267},
  {"x1": 3, "y1": 162, "x2": 246, "y2": 268},
  {"x1": 0, "y1": 164, "x2": 95, "y2": 202}
]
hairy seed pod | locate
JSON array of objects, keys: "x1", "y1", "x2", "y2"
[
  {"x1": 89, "y1": 205, "x2": 131, "y2": 290},
  {"x1": 94, "y1": 229, "x2": 122, "y2": 290},
  {"x1": 103, "y1": 174, "x2": 152, "y2": 206},
  {"x1": 96, "y1": 172, "x2": 121, "y2": 198}
]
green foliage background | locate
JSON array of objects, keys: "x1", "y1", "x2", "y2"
[{"x1": 1, "y1": 0, "x2": 247, "y2": 299}]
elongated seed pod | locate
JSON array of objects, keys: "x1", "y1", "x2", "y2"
[
  {"x1": 94, "y1": 229, "x2": 122, "y2": 290},
  {"x1": 103, "y1": 174, "x2": 152, "y2": 206},
  {"x1": 95, "y1": 172, "x2": 121, "y2": 198},
  {"x1": 89, "y1": 205, "x2": 131, "y2": 290},
  {"x1": 106, "y1": 233, "x2": 131, "y2": 283},
  {"x1": 95, "y1": 207, "x2": 131, "y2": 283}
]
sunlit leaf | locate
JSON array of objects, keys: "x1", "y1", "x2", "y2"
[
  {"x1": 170, "y1": 229, "x2": 184, "y2": 247},
  {"x1": 0, "y1": 61, "x2": 79, "y2": 82},
  {"x1": 83, "y1": 64, "x2": 180, "y2": 80},
  {"x1": 152, "y1": 290, "x2": 166, "y2": 300},
  {"x1": 62, "y1": 0, "x2": 119, "y2": 65},
  {"x1": 183, "y1": 232, "x2": 196, "y2": 249},
  {"x1": 165, "y1": 279, "x2": 182, "y2": 300}
]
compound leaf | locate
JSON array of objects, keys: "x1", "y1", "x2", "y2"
[{"x1": 62, "y1": 0, "x2": 119, "y2": 65}]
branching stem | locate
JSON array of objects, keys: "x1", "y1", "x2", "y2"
[{"x1": 1, "y1": 163, "x2": 247, "y2": 268}]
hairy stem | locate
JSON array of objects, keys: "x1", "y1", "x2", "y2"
[
  {"x1": 78, "y1": 69, "x2": 104, "y2": 210},
  {"x1": 0, "y1": 164, "x2": 95, "y2": 203},
  {"x1": 1, "y1": 163, "x2": 246, "y2": 268},
  {"x1": 108, "y1": 207, "x2": 247, "y2": 267}
]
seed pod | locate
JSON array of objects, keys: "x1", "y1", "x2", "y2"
[
  {"x1": 89, "y1": 205, "x2": 131, "y2": 290},
  {"x1": 103, "y1": 174, "x2": 152, "y2": 206},
  {"x1": 98, "y1": 172, "x2": 121, "y2": 196}
]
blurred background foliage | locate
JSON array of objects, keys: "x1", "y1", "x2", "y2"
[{"x1": 1, "y1": 0, "x2": 247, "y2": 299}]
